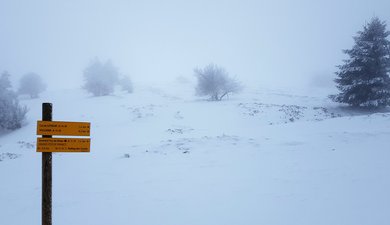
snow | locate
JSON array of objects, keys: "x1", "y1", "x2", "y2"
[{"x1": 1, "y1": 85, "x2": 390, "y2": 225}]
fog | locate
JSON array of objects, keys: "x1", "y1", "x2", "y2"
[{"x1": 1, "y1": 0, "x2": 389, "y2": 91}]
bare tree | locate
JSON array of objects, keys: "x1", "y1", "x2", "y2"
[
  {"x1": 0, "y1": 71, "x2": 28, "y2": 130},
  {"x1": 18, "y1": 72, "x2": 46, "y2": 98},
  {"x1": 83, "y1": 58, "x2": 119, "y2": 96},
  {"x1": 194, "y1": 63, "x2": 242, "y2": 101}
]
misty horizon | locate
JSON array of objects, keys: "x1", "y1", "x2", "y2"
[{"x1": 1, "y1": 0, "x2": 390, "y2": 91}]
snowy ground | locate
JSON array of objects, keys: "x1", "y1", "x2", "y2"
[{"x1": 1, "y1": 84, "x2": 390, "y2": 225}]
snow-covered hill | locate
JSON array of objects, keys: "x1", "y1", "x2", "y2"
[{"x1": 1, "y1": 86, "x2": 390, "y2": 225}]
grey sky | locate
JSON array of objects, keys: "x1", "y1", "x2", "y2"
[{"x1": 1, "y1": 0, "x2": 390, "y2": 90}]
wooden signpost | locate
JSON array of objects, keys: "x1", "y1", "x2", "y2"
[{"x1": 37, "y1": 103, "x2": 91, "y2": 225}]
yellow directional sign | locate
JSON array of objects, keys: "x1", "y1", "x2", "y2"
[
  {"x1": 37, "y1": 121, "x2": 90, "y2": 136},
  {"x1": 37, "y1": 138, "x2": 91, "y2": 153}
]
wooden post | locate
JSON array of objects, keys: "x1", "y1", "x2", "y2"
[{"x1": 42, "y1": 103, "x2": 52, "y2": 225}]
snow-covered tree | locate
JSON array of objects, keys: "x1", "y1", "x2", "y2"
[
  {"x1": 120, "y1": 75, "x2": 133, "y2": 93},
  {"x1": 331, "y1": 17, "x2": 390, "y2": 108},
  {"x1": 0, "y1": 71, "x2": 28, "y2": 130},
  {"x1": 18, "y1": 72, "x2": 47, "y2": 98},
  {"x1": 83, "y1": 59, "x2": 119, "y2": 96},
  {"x1": 194, "y1": 63, "x2": 242, "y2": 101}
]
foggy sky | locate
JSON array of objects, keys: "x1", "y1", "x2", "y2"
[{"x1": 1, "y1": 0, "x2": 390, "y2": 90}]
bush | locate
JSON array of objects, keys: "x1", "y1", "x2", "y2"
[
  {"x1": 18, "y1": 72, "x2": 46, "y2": 98},
  {"x1": 83, "y1": 59, "x2": 119, "y2": 96},
  {"x1": 194, "y1": 63, "x2": 242, "y2": 101},
  {"x1": 0, "y1": 71, "x2": 28, "y2": 130}
]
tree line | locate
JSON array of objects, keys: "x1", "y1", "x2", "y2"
[{"x1": 1, "y1": 16, "x2": 390, "y2": 131}]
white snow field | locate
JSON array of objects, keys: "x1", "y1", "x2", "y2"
[{"x1": 1, "y1": 84, "x2": 390, "y2": 225}]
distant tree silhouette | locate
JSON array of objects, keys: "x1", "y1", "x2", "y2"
[
  {"x1": 83, "y1": 59, "x2": 119, "y2": 96},
  {"x1": 120, "y1": 75, "x2": 133, "y2": 93},
  {"x1": 18, "y1": 72, "x2": 47, "y2": 98},
  {"x1": 194, "y1": 64, "x2": 242, "y2": 101}
]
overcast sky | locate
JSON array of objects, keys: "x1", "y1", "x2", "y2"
[{"x1": 1, "y1": 0, "x2": 390, "y2": 90}]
